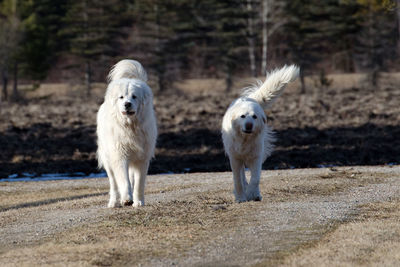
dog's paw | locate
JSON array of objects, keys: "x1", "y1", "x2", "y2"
[
  {"x1": 121, "y1": 199, "x2": 133, "y2": 206},
  {"x1": 133, "y1": 200, "x2": 144, "y2": 207},
  {"x1": 234, "y1": 190, "x2": 247, "y2": 203},
  {"x1": 234, "y1": 193, "x2": 247, "y2": 203},
  {"x1": 246, "y1": 189, "x2": 262, "y2": 202},
  {"x1": 107, "y1": 201, "x2": 121, "y2": 208},
  {"x1": 107, "y1": 198, "x2": 121, "y2": 208}
]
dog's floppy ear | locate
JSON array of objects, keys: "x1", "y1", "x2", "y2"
[
  {"x1": 104, "y1": 82, "x2": 118, "y2": 104},
  {"x1": 140, "y1": 87, "x2": 152, "y2": 106}
]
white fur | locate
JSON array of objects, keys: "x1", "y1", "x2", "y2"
[
  {"x1": 222, "y1": 65, "x2": 299, "y2": 202},
  {"x1": 97, "y1": 59, "x2": 157, "y2": 208}
]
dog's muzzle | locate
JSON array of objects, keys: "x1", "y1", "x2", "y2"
[
  {"x1": 242, "y1": 122, "x2": 253, "y2": 134},
  {"x1": 122, "y1": 102, "x2": 135, "y2": 115},
  {"x1": 122, "y1": 110, "x2": 135, "y2": 116}
]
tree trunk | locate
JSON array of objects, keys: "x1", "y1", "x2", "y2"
[
  {"x1": 261, "y1": 0, "x2": 268, "y2": 76},
  {"x1": 1, "y1": 68, "x2": 8, "y2": 102},
  {"x1": 367, "y1": 8, "x2": 378, "y2": 87},
  {"x1": 11, "y1": 62, "x2": 19, "y2": 101},
  {"x1": 246, "y1": 0, "x2": 256, "y2": 77},
  {"x1": 397, "y1": 0, "x2": 400, "y2": 55},
  {"x1": 154, "y1": 2, "x2": 164, "y2": 91},
  {"x1": 300, "y1": 69, "x2": 306, "y2": 94},
  {"x1": 225, "y1": 63, "x2": 233, "y2": 92},
  {"x1": 85, "y1": 60, "x2": 92, "y2": 97}
]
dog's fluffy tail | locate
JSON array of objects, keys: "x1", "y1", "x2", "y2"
[
  {"x1": 108, "y1": 59, "x2": 148, "y2": 83},
  {"x1": 243, "y1": 65, "x2": 299, "y2": 109}
]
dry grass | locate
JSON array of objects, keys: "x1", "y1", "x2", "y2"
[
  {"x1": 21, "y1": 82, "x2": 106, "y2": 99},
  {"x1": 174, "y1": 72, "x2": 400, "y2": 95},
  {"x1": 21, "y1": 72, "x2": 400, "y2": 98},
  {"x1": 0, "y1": 180, "x2": 109, "y2": 212},
  {"x1": 1, "y1": 191, "x2": 244, "y2": 266},
  {"x1": 273, "y1": 201, "x2": 400, "y2": 267}
]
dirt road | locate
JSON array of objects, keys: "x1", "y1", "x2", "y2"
[{"x1": 1, "y1": 165, "x2": 400, "y2": 266}]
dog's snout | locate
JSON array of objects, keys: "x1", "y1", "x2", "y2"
[
  {"x1": 124, "y1": 102, "x2": 131, "y2": 109},
  {"x1": 245, "y1": 122, "x2": 253, "y2": 130}
]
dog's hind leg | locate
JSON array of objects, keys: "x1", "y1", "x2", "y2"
[
  {"x1": 128, "y1": 166, "x2": 135, "y2": 198},
  {"x1": 230, "y1": 157, "x2": 247, "y2": 203},
  {"x1": 246, "y1": 159, "x2": 263, "y2": 201},
  {"x1": 114, "y1": 161, "x2": 133, "y2": 206},
  {"x1": 130, "y1": 160, "x2": 150, "y2": 207},
  {"x1": 105, "y1": 165, "x2": 120, "y2": 208}
]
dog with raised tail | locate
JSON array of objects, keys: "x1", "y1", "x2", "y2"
[
  {"x1": 221, "y1": 65, "x2": 299, "y2": 202},
  {"x1": 97, "y1": 59, "x2": 157, "y2": 208}
]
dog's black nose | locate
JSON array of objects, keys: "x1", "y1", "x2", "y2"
[
  {"x1": 245, "y1": 122, "x2": 253, "y2": 130},
  {"x1": 124, "y1": 102, "x2": 131, "y2": 109}
]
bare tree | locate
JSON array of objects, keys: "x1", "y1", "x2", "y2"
[
  {"x1": 260, "y1": 0, "x2": 286, "y2": 76},
  {"x1": 246, "y1": 0, "x2": 257, "y2": 77},
  {"x1": 0, "y1": 14, "x2": 21, "y2": 102},
  {"x1": 0, "y1": 20, "x2": 10, "y2": 102},
  {"x1": 261, "y1": 0, "x2": 268, "y2": 76},
  {"x1": 397, "y1": 0, "x2": 400, "y2": 54}
]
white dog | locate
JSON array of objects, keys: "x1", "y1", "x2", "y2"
[
  {"x1": 97, "y1": 59, "x2": 157, "y2": 207},
  {"x1": 222, "y1": 65, "x2": 299, "y2": 202}
]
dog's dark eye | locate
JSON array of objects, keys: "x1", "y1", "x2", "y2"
[
  {"x1": 240, "y1": 115, "x2": 246, "y2": 118},
  {"x1": 252, "y1": 115, "x2": 257, "y2": 119},
  {"x1": 119, "y1": 96, "x2": 123, "y2": 99},
  {"x1": 132, "y1": 95, "x2": 136, "y2": 99}
]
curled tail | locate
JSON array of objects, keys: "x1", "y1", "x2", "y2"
[
  {"x1": 243, "y1": 65, "x2": 299, "y2": 109},
  {"x1": 107, "y1": 59, "x2": 148, "y2": 83}
]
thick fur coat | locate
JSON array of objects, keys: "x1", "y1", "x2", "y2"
[
  {"x1": 97, "y1": 59, "x2": 157, "y2": 207},
  {"x1": 222, "y1": 65, "x2": 299, "y2": 202}
]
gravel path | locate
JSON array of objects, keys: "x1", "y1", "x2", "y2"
[{"x1": 0, "y1": 165, "x2": 399, "y2": 266}]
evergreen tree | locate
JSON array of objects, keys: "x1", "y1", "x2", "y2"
[
  {"x1": 19, "y1": 0, "x2": 67, "y2": 81},
  {"x1": 351, "y1": 0, "x2": 397, "y2": 85},
  {"x1": 131, "y1": 0, "x2": 178, "y2": 91},
  {"x1": 61, "y1": 0, "x2": 128, "y2": 95},
  {"x1": 284, "y1": 0, "x2": 359, "y2": 92},
  {"x1": 191, "y1": 0, "x2": 248, "y2": 91},
  {"x1": 132, "y1": 0, "x2": 248, "y2": 91}
]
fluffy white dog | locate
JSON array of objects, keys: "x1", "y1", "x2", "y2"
[
  {"x1": 97, "y1": 59, "x2": 157, "y2": 208},
  {"x1": 222, "y1": 65, "x2": 299, "y2": 202}
]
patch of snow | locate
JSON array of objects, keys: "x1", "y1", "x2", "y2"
[{"x1": 1, "y1": 172, "x2": 107, "y2": 182}]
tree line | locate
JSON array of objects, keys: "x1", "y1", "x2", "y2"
[{"x1": 0, "y1": 0, "x2": 398, "y2": 100}]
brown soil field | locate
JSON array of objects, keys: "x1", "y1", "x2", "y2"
[
  {"x1": 0, "y1": 72, "x2": 399, "y2": 178},
  {"x1": 0, "y1": 166, "x2": 399, "y2": 266}
]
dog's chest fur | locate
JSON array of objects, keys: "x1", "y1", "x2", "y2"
[
  {"x1": 114, "y1": 117, "x2": 154, "y2": 161},
  {"x1": 230, "y1": 132, "x2": 264, "y2": 160}
]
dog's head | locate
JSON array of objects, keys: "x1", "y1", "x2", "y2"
[
  {"x1": 230, "y1": 99, "x2": 266, "y2": 135},
  {"x1": 105, "y1": 78, "x2": 152, "y2": 121}
]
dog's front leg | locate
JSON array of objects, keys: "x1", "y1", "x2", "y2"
[
  {"x1": 105, "y1": 166, "x2": 120, "y2": 208},
  {"x1": 246, "y1": 158, "x2": 262, "y2": 201},
  {"x1": 240, "y1": 166, "x2": 248, "y2": 192},
  {"x1": 131, "y1": 161, "x2": 149, "y2": 207},
  {"x1": 114, "y1": 160, "x2": 133, "y2": 206},
  {"x1": 230, "y1": 157, "x2": 247, "y2": 202},
  {"x1": 128, "y1": 165, "x2": 135, "y2": 198}
]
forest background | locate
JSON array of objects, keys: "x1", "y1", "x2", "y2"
[{"x1": 0, "y1": 0, "x2": 398, "y2": 99}]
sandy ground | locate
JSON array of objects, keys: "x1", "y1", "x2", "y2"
[{"x1": 1, "y1": 165, "x2": 399, "y2": 266}]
